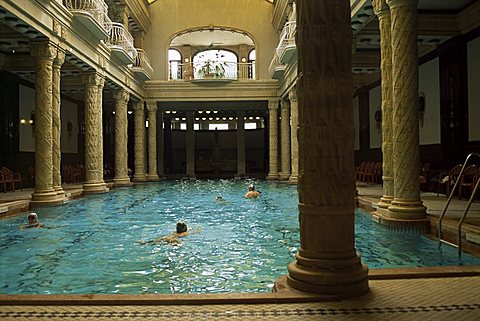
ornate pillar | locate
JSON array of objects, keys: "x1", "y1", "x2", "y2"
[
  {"x1": 374, "y1": 0, "x2": 395, "y2": 211},
  {"x1": 82, "y1": 72, "x2": 108, "y2": 194},
  {"x1": 30, "y1": 41, "x2": 65, "y2": 206},
  {"x1": 132, "y1": 100, "x2": 146, "y2": 182},
  {"x1": 185, "y1": 111, "x2": 196, "y2": 179},
  {"x1": 236, "y1": 111, "x2": 246, "y2": 177},
  {"x1": 267, "y1": 100, "x2": 279, "y2": 180},
  {"x1": 276, "y1": 0, "x2": 369, "y2": 298},
  {"x1": 279, "y1": 99, "x2": 291, "y2": 180},
  {"x1": 112, "y1": 89, "x2": 132, "y2": 187},
  {"x1": 288, "y1": 89, "x2": 299, "y2": 184},
  {"x1": 386, "y1": 0, "x2": 426, "y2": 220},
  {"x1": 52, "y1": 48, "x2": 65, "y2": 195},
  {"x1": 146, "y1": 102, "x2": 159, "y2": 181}
]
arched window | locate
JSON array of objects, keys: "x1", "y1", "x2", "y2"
[
  {"x1": 168, "y1": 49, "x2": 182, "y2": 80},
  {"x1": 193, "y1": 49, "x2": 238, "y2": 79},
  {"x1": 248, "y1": 49, "x2": 256, "y2": 79}
]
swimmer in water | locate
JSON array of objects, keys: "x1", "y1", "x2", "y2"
[
  {"x1": 20, "y1": 213, "x2": 45, "y2": 229},
  {"x1": 245, "y1": 184, "x2": 261, "y2": 199},
  {"x1": 140, "y1": 221, "x2": 198, "y2": 245}
]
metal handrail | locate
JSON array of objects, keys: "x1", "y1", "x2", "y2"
[
  {"x1": 456, "y1": 178, "x2": 480, "y2": 256},
  {"x1": 438, "y1": 152, "x2": 480, "y2": 256}
]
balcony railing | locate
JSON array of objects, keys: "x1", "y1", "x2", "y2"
[
  {"x1": 268, "y1": 53, "x2": 285, "y2": 79},
  {"x1": 63, "y1": 0, "x2": 112, "y2": 37},
  {"x1": 132, "y1": 49, "x2": 153, "y2": 79},
  {"x1": 107, "y1": 22, "x2": 137, "y2": 63},
  {"x1": 168, "y1": 61, "x2": 255, "y2": 81},
  {"x1": 275, "y1": 20, "x2": 297, "y2": 63}
]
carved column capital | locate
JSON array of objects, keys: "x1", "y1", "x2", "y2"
[
  {"x1": 268, "y1": 100, "x2": 279, "y2": 111},
  {"x1": 113, "y1": 88, "x2": 129, "y2": 103},
  {"x1": 82, "y1": 72, "x2": 102, "y2": 86},
  {"x1": 133, "y1": 100, "x2": 144, "y2": 111},
  {"x1": 53, "y1": 48, "x2": 65, "y2": 67},
  {"x1": 288, "y1": 88, "x2": 297, "y2": 102},
  {"x1": 386, "y1": 0, "x2": 417, "y2": 10},
  {"x1": 30, "y1": 41, "x2": 56, "y2": 60},
  {"x1": 373, "y1": 0, "x2": 389, "y2": 16},
  {"x1": 281, "y1": 99, "x2": 290, "y2": 111},
  {"x1": 146, "y1": 102, "x2": 157, "y2": 113}
]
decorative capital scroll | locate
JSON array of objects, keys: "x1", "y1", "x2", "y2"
[
  {"x1": 288, "y1": 88, "x2": 298, "y2": 102},
  {"x1": 386, "y1": 0, "x2": 418, "y2": 10},
  {"x1": 30, "y1": 40, "x2": 56, "y2": 60},
  {"x1": 113, "y1": 88, "x2": 129, "y2": 103}
]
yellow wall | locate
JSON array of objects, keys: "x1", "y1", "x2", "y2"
[{"x1": 145, "y1": 0, "x2": 277, "y2": 80}]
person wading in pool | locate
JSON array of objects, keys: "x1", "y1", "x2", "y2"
[
  {"x1": 20, "y1": 213, "x2": 45, "y2": 229},
  {"x1": 245, "y1": 184, "x2": 261, "y2": 199},
  {"x1": 141, "y1": 221, "x2": 197, "y2": 246}
]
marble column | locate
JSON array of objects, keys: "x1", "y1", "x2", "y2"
[
  {"x1": 266, "y1": 100, "x2": 279, "y2": 180},
  {"x1": 275, "y1": 0, "x2": 369, "y2": 298},
  {"x1": 236, "y1": 111, "x2": 246, "y2": 177},
  {"x1": 30, "y1": 41, "x2": 65, "y2": 206},
  {"x1": 146, "y1": 102, "x2": 159, "y2": 181},
  {"x1": 113, "y1": 89, "x2": 132, "y2": 187},
  {"x1": 373, "y1": 0, "x2": 395, "y2": 211},
  {"x1": 52, "y1": 48, "x2": 65, "y2": 196},
  {"x1": 386, "y1": 0, "x2": 426, "y2": 220},
  {"x1": 185, "y1": 111, "x2": 196, "y2": 179},
  {"x1": 82, "y1": 72, "x2": 108, "y2": 194},
  {"x1": 279, "y1": 99, "x2": 291, "y2": 180},
  {"x1": 132, "y1": 101, "x2": 146, "y2": 182},
  {"x1": 288, "y1": 89, "x2": 299, "y2": 184}
]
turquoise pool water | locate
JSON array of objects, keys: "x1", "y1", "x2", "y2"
[{"x1": 0, "y1": 180, "x2": 479, "y2": 294}]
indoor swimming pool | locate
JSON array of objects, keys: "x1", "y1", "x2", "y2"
[{"x1": 0, "y1": 180, "x2": 479, "y2": 294}]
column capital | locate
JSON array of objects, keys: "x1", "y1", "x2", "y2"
[
  {"x1": 82, "y1": 72, "x2": 102, "y2": 86},
  {"x1": 53, "y1": 48, "x2": 65, "y2": 67},
  {"x1": 146, "y1": 101, "x2": 157, "y2": 112},
  {"x1": 386, "y1": 0, "x2": 417, "y2": 10},
  {"x1": 133, "y1": 100, "x2": 144, "y2": 111},
  {"x1": 281, "y1": 99, "x2": 290, "y2": 110},
  {"x1": 268, "y1": 100, "x2": 279, "y2": 110},
  {"x1": 288, "y1": 89, "x2": 297, "y2": 102},
  {"x1": 113, "y1": 88, "x2": 129, "y2": 103},
  {"x1": 30, "y1": 40, "x2": 56, "y2": 60}
]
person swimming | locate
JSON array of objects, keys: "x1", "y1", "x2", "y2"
[
  {"x1": 20, "y1": 213, "x2": 45, "y2": 229},
  {"x1": 245, "y1": 184, "x2": 261, "y2": 199},
  {"x1": 140, "y1": 221, "x2": 197, "y2": 246}
]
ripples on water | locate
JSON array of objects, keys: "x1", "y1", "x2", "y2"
[{"x1": 0, "y1": 179, "x2": 478, "y2": 294}]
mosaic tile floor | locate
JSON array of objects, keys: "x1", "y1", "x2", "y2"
[{"x1": 1, "y1": 277, "x2": 479, "y2": 320}]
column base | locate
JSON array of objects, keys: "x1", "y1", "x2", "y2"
[
  {"x1": 147, "y1": 174, "x2": 160, "y2": 181},
  {"x1": 374, "y1": 206, "x2": 430, "y2": 231},
  {"x1": 83, "y1": 182, "x2": 109, "y2": 194},
  {"x1": 113, "y1": 177, "x2": 133, "y2": 187},
  {"x1": 30, "y1": 189, "x2": 67, "y2": 207},
  {"x1": 388, "y1": 198, "x2": 427, "y2": 219},
  {"x1": 278, "y1": 254, "x2": 369, "y2": 298},
  {"x1": 266, "y1": 173, "x2": 279, "y2": 180},
  {"x1": 288, "y1": 175, "x2": 298, "y2": 184},
  {"x1": 278, "y1": 172, "x2": 291, "y2": 180},
  {"x1": 132, "y1": 174, "x2": 147, "y2": 182},
  {"x1": 377, "y1": 195, "x2": 393, "y2": 209},
  {"x1": 53, "y1": 186, "x2": 66, "y2": 197}
]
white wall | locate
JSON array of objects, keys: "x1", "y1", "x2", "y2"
[
  {"x1": 419, "y1": 57, "x2": 441, "y2": 145},
  {"x1": 468, "y1": 36, "x2": 480, "y2": 142},
  {"x1": 353, "y1": 96, "x2": 359, "y2": 150},
  {"x1": 145, "y1": 0, "x2": 277, "y2": 80},
  {"x1": 369, "y1": 85, "x2": 382, "y2": 149}
]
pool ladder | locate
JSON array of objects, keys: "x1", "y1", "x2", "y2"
[{"x1": 438, "y1": 152, "x2": 480, "y2": 257}]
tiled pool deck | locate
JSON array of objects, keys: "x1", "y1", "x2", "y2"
[{"x1": 1, "y1": 182, "x2": 479, "y2": 320}]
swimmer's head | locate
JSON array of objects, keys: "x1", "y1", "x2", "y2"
[
  {"x1": 248, "y1": 184, "x2": 255, "y2": 191},
  {"x1": 216, "y1": 196, "x2": 224, "y2": 200},
  {"x1": 27, "y1": 213, "x2": 38, "y2": 224},
  {"x1": 176, "y1": 221, "x2": 187, "y2": 233}
]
